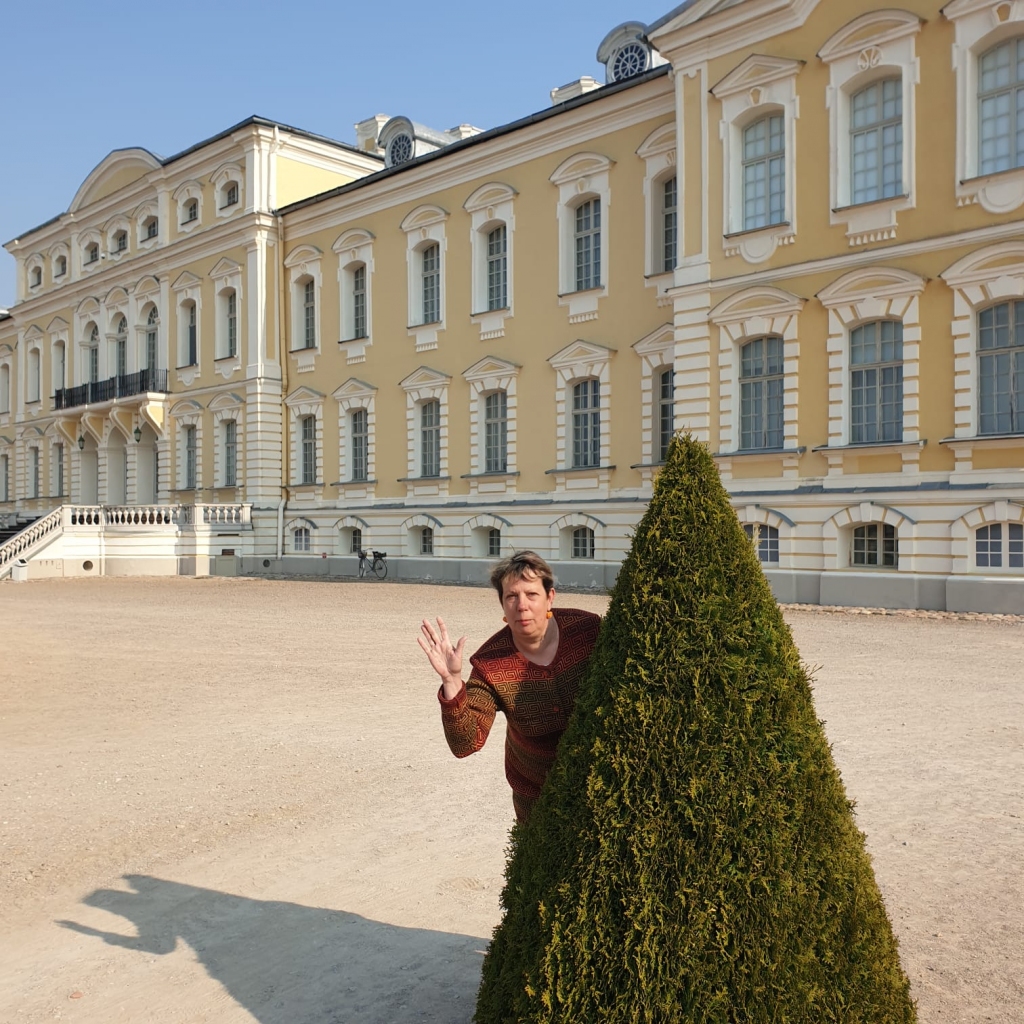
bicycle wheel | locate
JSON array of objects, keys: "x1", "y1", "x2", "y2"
[{"x1": 372, "y1": 558, "x2": 388, "y2": 579}]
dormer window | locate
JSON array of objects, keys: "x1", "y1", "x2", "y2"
[
  {"x1": 597, "y1": 22, "x2": 663, "y2": 84},
  {"x1": 85, "y1": 243, "x2": 99, "y2": 265},
  {"x1": 183, "y1": 199, "x2": 199, "y2": 224},
  {"x1": 612, "y1": 42, "x2": 648, "y2": 81},
  {"x1": 114, "y1": 230, "x2": 128, "y2": 253},
  {"x1": 388, "y1": 133, "x2": 413, "y2": 167},
  {"x1": 30, "y1": 266, "x2": 42, "y2": 288},
  {"x1": 144, "y1": 216, "x2": 159, "y2": 239},
  {"x1": 55, "y1": 255, "x2": 67, "y2": 277},
  {"x1": 223, "y1": 182, "x2": 238, "y2": 208}
]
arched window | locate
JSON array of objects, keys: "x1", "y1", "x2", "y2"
[
  {"x1": 114, "y1": 230, "x2": 128, "y2": 253},
  {"x1": 115, "y1": 315, "x2": 128, "y2": 377},
  {"x1": 145, "y1": 307, "x2": 159, "y2": 372},
  {"x1": 293, "y1": 526, "x2": 311, "y2": 552},
  {"x1": 574, "y1": 199, "x2": 601, "y2": 291},
  {"x1": 740, "y1": 336, "x2": 784, "y2": 450},
  {"x1": 744, "y1": 523, "x2": 780, "y2": 564},
  {"x1": 742, "y1": 114, "x2": 785, "y2": 230},
  {"x1": 661, "y1": 176, "x2": 677, "y2": 273},
  {"x1": 976, "y1": 523, "x2": 1024, "y2": 568},
  {"x1": 851, "y1": 78, "x2": 903, "y2": 205},
  {"x1": 421, "y1": 245, "x2": 440, "y2": 324},
  {"x1": 27, "y1": 349, "x2": 41, "y2": 403},
  {"x1": 30, "y1": 266, "x2": 42, "y2": 288},
  {"x1": 486, "y1": 225, "x2": 507, "y2": 310},
  {"x1": 850, "y1": 321, "x2": 903, "y2": 443},
  {"x1": 658, "y1": 367, "x2": 675, "y2": 462},
  {"x1": 978, "y1": 301, "x2": 1024, "y2": 434},
  {"x1": 351, "y1": 408, "x2": 368, "y2": 482},
  {"x1": 979, "y1": 38, "x2": 1024, "y2": 176},
  {"x1": 420, "y1": 526, "x2": 434, "y2": 555},
  {"x1": 352, "y1": 264, "x2": 367, "y2": 339},
  {"x1": 0, "y1": 364, "x2": 9, "y2": 413},
  {"x1": 184, "y1": 198, "x2": 199, "y2": 224},
  {"x1": 300, "y1": 415, "x2": 316, "y2": 485},
  {"x1": 852, "y1": 523, "x2": 898, "y2": 568},
  {"x1": 487, "y1": 527, "x2": 502, "y2": 557},
  {"x1": 484, "y1": 390, "x2": 508, "y2": 473},
  {"x1": 420, "y1": 400, "x2": 440, "y2": 477},
  {"x1": 222, "y1": 182, "x2": 239, "y2": 208},
  {"x1": 572, "y1": 379, "x2": 600, "y2": 468},
  {"x1": 85, "y1": 243, "x2": 99, "y2": 265},
  {"x1": 87, "y1": 325, "x2": 100, "y2": 384},
  {"x1": 55, "y1": 255, "x2": 67, "y2": 277},
  {"x1": 350, "y1": 527, "x2": 363, "y2": 554},
  {"x1": 143, "y1": 216, "x2": 159, "y2": 240},
  {"x1": 572, "y1": 526, "x2": 595, "y2": 559}
]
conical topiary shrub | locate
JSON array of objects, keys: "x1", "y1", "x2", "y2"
[{"x1": 475, "y1": 435, "x2": 915, "y2": 1024}]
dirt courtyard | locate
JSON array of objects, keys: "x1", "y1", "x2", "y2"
[{"x1": 0, "y1": 577, "x2": 1021, "y2": 1024}]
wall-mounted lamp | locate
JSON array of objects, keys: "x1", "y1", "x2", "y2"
[
  {"x1": 133, "y1": 426, "x2": 142, "y2": 443},
  {"x1": 77, "y1": 435, "x2": 85, "y2": 450}
]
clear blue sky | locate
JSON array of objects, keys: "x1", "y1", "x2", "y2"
[{"x1": 0, "y1": 0, "x2": 671, "y2": 309}]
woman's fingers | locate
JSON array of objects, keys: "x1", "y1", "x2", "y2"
[{"x1": 437, "y1": 617, "x2": 451, "y2": 646}]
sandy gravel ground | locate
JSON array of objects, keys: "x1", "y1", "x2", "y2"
[{"x1": 0, "y1": 577, "x2": 1021, "y2": 1024}]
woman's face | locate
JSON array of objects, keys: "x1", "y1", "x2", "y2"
[{"x1": 501, "y1": 571, "x2": 554, "y2": 644}]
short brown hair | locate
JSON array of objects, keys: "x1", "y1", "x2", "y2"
[{"x1": 489, "y1": 550, "x2": 555, "y2": 601}]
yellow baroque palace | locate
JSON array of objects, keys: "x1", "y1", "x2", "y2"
[{"x1": 2, "y1": 0, "x2": 1024, "y2": 613}]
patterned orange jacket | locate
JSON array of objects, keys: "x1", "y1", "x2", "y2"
[{"x1": 438, "y1": 607, "x2": 601, "y2": 822}]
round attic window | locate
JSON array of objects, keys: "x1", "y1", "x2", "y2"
[
  {"x1": 611, "y1": 42, "x2": 648, "y2": 82},
  {"x1": 388, "y1": 133, "x2": 414, "y2": 167}
]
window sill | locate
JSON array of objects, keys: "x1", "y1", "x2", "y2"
[
  {"x1": 832, "y1": 194, "x2": 909, "y2": 214},
  {"x1": 545, "y1": 465, "x2": 616, "y2": 475},
  {"x1": 723, "y1": 222, "x2": 795, "y2": 264},
  {"x1": 460, "y1": 470, "x2": 520, "y2": 479},
  {"x1": 557, "y1": 287, "x2": 605, "y2": 325},
  {"x1": 470, "y1": 306, "x2": 510, "y2": 317},
  {"x1": 723, "y1": 222, "x2": 791, "y2": 241},
  {"x1": 331, "y1": 479, "x2": 378, "y2": 486},
  {"x1": 713, "y1": 447, "x2": 805, "y2": 461},
  {"x1": 397, "y1": 476, "x2": 451, "y2": 483},
  {"x1": 812, "y1": 440, "x2": 923, "y2": 455},
  {"x1": 175, "y1": 363, "x2": 199, "y2": 371},
  {"x1": 940, "y1": 433, "x2": 1024, "y2": 450},
  {"x1": 830, "y1": 193, "x2": 910, "y2": 246},
  {"x1": 290, "y1": 482, "x2": 324, "y2": 491},
  {"x1": 214, "y1": 354, "x2": 239, "y2": 363},
  {"x1": 289, "y1": 346, "x2": 320, "y2": 355}
]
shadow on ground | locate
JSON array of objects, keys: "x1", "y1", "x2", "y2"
[{"x1": 58, "y1": 875, "x2": 487, "y2": 1024}]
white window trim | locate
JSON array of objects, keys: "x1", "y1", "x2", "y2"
[
  {"x1": 952, "y1": 499, "x2": 1024, "y2": 573},
  {"x1": 336, "y1": 515, "x2": 371, "y2": 557},
  {"x1": 105, "y1": 290, "x2": 131, "y2": 378},
  {"x1": 637, "y1": 122, "x2": 678, "y2": 302},
  {"x1": 735, "y1": 504, "x2": 793, "y2": 568},
  {"x1": 547, "y1": 340, "x2": 615, "y2": 488},
  {"x1": 286, "y1": 517, "x2": 317, "y2": 555},
  {"x1": 49, "y1": 243, "x2": 70, "y2": 287},
  {"x1": 823, "y1": 500, "x2": 915, "y2": 571},
  {"x1": 76, "y1": 304, "x2": 102, "y2": 385},
  {"x1": 0, "y1": 356, "x2": 12, "y2": 419},
  {"x1": 332, "y1": 376, "x2": 378, "y2": 495},
  {"x1": 25, "y1": 253, "x2": 45, "y2": 295},
  {"x1": 134, "y1": 201, "x2": 160, "y2": 250},
  {"x1": 819, "y1": 10, "x2": 922, "y2": 245},
  {"x1": 173, "y1": 179, "x2": 204, "y2": 234},
  {"x1": 51, "y1": 439, "x2": 66, "y2": 498},
  {"x1": 209, "y1": 392, "x2": 244, "y2": 490},
  {"x1": 401, "y1": 513, "x2": 443, "y2": 557},
  {"x1": 551, "y1": 153, "x2": 613, "y2": 323},
  {"x1": 211, "y1": 162, "x2": 244, "y2": 219},
  {"x1": 284, "y1": 387, "x2": 325, "y2": 499},
  {"x1": 171, "y1": 271, "x2": 203, "y2": 385},
  {"x1": 210, "y1": 257, "x2": 244, "y2": 376},
  {"x1": 400, "y1": 206, "x2": 448, "y2": 352},
  {"x1": 80, "y1": 231, "x2": 103, "y2": 276},
  {"x1": 399, "y1": 366, "x2": 451, "y2": 497},
  {"x1": 464, "y1": 512, "x2": 512, "y2": 558},
  {"x1": 25, "y1": 340, "x2": 43, "y2": 406},
  {"x1": 462, "y1": 356, "x2": 520, "y2": 495},
  {"x1": 333, "y1": 229, "x2": 375, "y2": 364},
  {"x1": 105, "y1": 217, "x2": 132, "y2": 262},
  {"x1": 941, "y1": 241, "x2": 1024, "y2": 476},
  {"x1": 464, "y1": 183, "x2": 517, "y2": 340},
  {"x1": 284, "y1": 245, "x2": 323, "y2": 372},
  {"x1": 171, "y1": 401, "x2": 204, "y2": 493},
  {"x1": 551, "y1": 512, "x2": 605, "y2": 561},
  {"x1": 631, "y1": 323, "x2": 677, "y2": 485},
  {"x1": 134, "y1": 277, "x2": 162, "y2": 373},
  {"x1": 946, "y1": 0, "x2": 1024, "y2": 212},
  {"x1": 48, "y1": 318, "x2": 69, "y2": 395},
  {"x1": 816, "y1": 267, "x2": 926, "y2": 476},
  {"x1": 711, "y1": 54, "x2": 802, "y2": 265}
]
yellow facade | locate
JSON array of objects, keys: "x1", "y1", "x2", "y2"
[{"x1": 2, "y1": 1, "x2": 1023, "y2": 610}]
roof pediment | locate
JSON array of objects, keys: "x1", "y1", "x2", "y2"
[
  {"x1": 817, "y1": 267, "x2": 926, "y2": 306},
  {"x1": 941, "y1": 241, "x2": 1024, "y2": 287},
  {"x1": 399, "y1": 205, "x2": 449, "y2": 232},
  {"x1": 550, "y1": 152, "x2": 615, "y2": 186},
  {"x1": 332, "y1": 377, "x2": 377, "y2": 400},
  {"x1": 209, "y1": 257, "x2": 243, "y2": 280},
  {"x1": 818, "y1": 9, "x2": 923, "y2": 62},
  {"x1": 710, "y1": 286, "x2": 806, "y2": 323},
  {"x1": 399, "y1": 366, "x2": 451, "y2": 390},
  {"x1": 45, "y1": 316, "x2": 69, "y2": 333},
  {"x1": 284, "y1": 386, "x2": 325, "y2": 406},
  {"x1": 463, "y1": 182, "x2": 518, "y2": 214},
  {"x1": 462, "y1": 356, "x2": 521, "y2": 381},
  {"x1": 711, "y1": 53, "x2": 804, "y2": 98},
  {"x1": 171, "y1": 270, "x2": 202, "y2": 291},
  {"x1": 170, "y1": 398, "x2": 204, "y2": 416},
  {"x1": 69, "y1": 148, "x2": 162, "y2": 213},
  {"x1": 548, "y1": 339, "x2": 616, "y2": 368},
  {"x1": 632, "y1": 323, "x2": 675, "y2": 354},
  {"x1": 135, "y1": 275, "x2": 160, "y2": 298},
  {"x1": 208, "y1": 391, "x2": 244, "y2": 411},
  {"x1": 283, "y1": 244, "x2": 322, "y2": 269},
  {"x1": 332, "y1": 229, "x2": 375, "y2": 253}
]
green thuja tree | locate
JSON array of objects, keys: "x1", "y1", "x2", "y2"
[{"x1": 475, "y1": 435, "x2": 915, "y2": 1024}]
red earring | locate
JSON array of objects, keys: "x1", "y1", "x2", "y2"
[{"x1": 502, "y1": 616, "x2": 508, "y2": 623}]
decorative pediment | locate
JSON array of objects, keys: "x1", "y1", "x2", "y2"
[
  {"x1": 103, "y1": 213, "x2": 131, "y2": 234},
  {"x1": 332, "y1": 228, "x2": 375, "y2": 253},
  {"x1": 76, "y1": 296, "x2": 101, "y2": 317},
  {"x1": 332, "y1": 377, "x2": 377, "y2": 401},
  {"x1": 710, "y1": 286, "x2": 805, "y2": 324},
  {"x1": 333, "y1": 514, "x2": 370, "y2": 531},
  {"x1": 134, "y1": 275, "x2": 160, "y2": 298},
  {"x1": 207, "y1": 391, "x2": 244, "y2": 411},
  {"x1": 941, "y1": 241, "x2": 1024, "y2": 288},
  {"x1": 283, "y1": 244, "x2": 323, "y2": 269},
  {"x1": 636, "y1": 123, "x2": 676, "y2": 160},
  {"x1": 171, "y1": 178, "x2": 204, "y2": 201},
  {"x1": 632, "y1": 323, "x2": 675, "y2": 356},
  {"x1": 170, "y1": 398, "x2": 204, "y2": 416},
  {"x1": 711, "y1": 54, "x2": 805, "y2": 99},
  {"x1": 399, "y1": 366, "x2": 451, "y2": 391},
  {"x1": 104, "y1": 286, "x2": 129, "y2": 306},
  {"x1": 549, "y1": 152, "x2": 615, "y2": 187},
  {"x1": 462, "y1": 356, "x2": 520, "y2": 382},
  {"x1": 69, "y1": 148, "x2": 161, "y2": 213},
  {"x1": 131, "y1": 199, "x2": 158, "y2": 220},
  {"x1": 547, "y1": 339, "x2": 616, "y2": 369},
  {"x1": 818, "y1": 9, "x2": 923, "y2": 63},
  {"x1": 171, "y1": 270, "x2": 202, "y2": 292},
  {"x1": 210, "y1": 161, "x2": 242, "y2": 186},
  {"x1": 209, "y1": 257, "x2": 243, "y2": 281},
  {"x1": 463, "y1": 183, "x2": 518, "y2": 214},
  {"x1": 817, "y1": 267, "x2": 926, "y2": 307},
  {"x1": 45, "y1": 316, "x2": 69, "y2": 333},
  {"x1": 284, "y1": 386, "x2": 325, "y2": 407},
  {"x1": 399, "y1": 205, "x2": 449, "y2": 232},
  {"x1": 23, "y1": 324, "x2": 44, "y2": 342}
]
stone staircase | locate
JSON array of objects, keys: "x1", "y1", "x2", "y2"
[{"x1": 0, "y1": 510, "x2": 62, "y2": 579}]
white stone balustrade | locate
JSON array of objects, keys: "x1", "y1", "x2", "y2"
[{"x1": 0, "y1": 507, "x2": 64, "y2": 576}]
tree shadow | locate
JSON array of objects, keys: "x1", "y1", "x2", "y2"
[{"x1": 58, "y1": 874, "x2": 487, "y2": 1024}]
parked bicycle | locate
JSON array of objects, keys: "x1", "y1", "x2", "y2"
[{"x1": 357, "y1": 549, "x2": 388, "y2": 579}]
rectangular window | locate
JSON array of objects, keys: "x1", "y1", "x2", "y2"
[
  {"x1": 978, "y1": 301, "x2": 1024, "y2": 435},
  {"x1": 978, "y1": 39, "x2": 1024, "y2": 176},
  {"x1": 294, "y1": 527, "x2": 310, "y2": 552},
  {"x1": 852, "y1": 523, "x2": 898, "y2": 568},
  {"x1": 574, "y1": 199, "x2": 601, "y2": 291},
  {"x1": 740, "y1": 337, "x2": 785, "y2": 450},
  {"x1": 851, "y1": 78, "x2": 903, "y2": 205},
  {"x1": 421, "y1": 527, "x2": 434, "y2": 555},
  {"x1": 55, "y1": 443, "x2": 64, "y2": 496},
  {"x1": 185, "y1": 425, "x2": 197, "y2": 490},
  {"x1": 227, "y1": 292, "x2": 237, "y2": 358},
  {"x1": 850, "y1": 321, "x2": 903, "y2": 444},
  {"x1": 31, "y1": 448, "x2": 39, "y2": 498},
  {"x1": 351, "y1": 527, "x2": 362, "y2": 554},
  {"x1": 116, "y1": 338, "x2": 127, "y2": 378},
  {"x1": 351, "y1": 408, "x2": 368, "y2": 482},
  {"x1": 300, "y1": 415, "x2": 316, "y2": 485},
  {"x1": 89, "y1": 346, "x2": 99, "y2": 384},
  {"x1": 146, "y1": 324, "x2": 158, "y2": 372},
  {"x1": 1012, "y1": 522, "x2": 1024, "y2": 568},
  {"x1": 976, "y1": 523, "x2": 1002, "y2": 567},
  {"x1": 187, "y1": 304, "x2": 197, "y2": 366},
  {"x1": 421, "y1": 400, "x2": 440, "y2": 478},
  {"x1": 572, "y1": 378, "x2": 601, "y2": 469},
  {"x1": 353, "y1": 265, "x2": 367, "y2": 339},
  {"x1": 743, "y1": 115, "x2": 786, "y2": 231},
  {"x1": 487, "y1": 527, "x2": 502, "y2": 557},
  {"x1": 662, "y1": 176, "x2": 678, "y2": 273},
  {"x1": 224, "y1": 420, "x2": 237, "y2": 487},
  {"x1": 743, "y1": 523, "x2": 780, "y2": 564},
  {"x1": 484, "y1": 390, "x2": 508, "y2": 474},
  {"x1": 225, "y1": 183, "x2": 239, "y2": 207},
  {"x1": 303, "y1": 280, "x2": 316, "y2": 349},
  {"x1": 1, "y1": 454, "x2": 8, "y2": 502},
  {"x1": 658, "y1": 368, "x2": 675, "y2": 462},
  {"x1": 422, "y1": 244, "x2": 440, "y2": 324},
  {"x1": 486, "y1": 226, "x2": 507, "y2": 310},
  {"x1": 572, "y1": 527, "x2": 595, "y2": 559}
]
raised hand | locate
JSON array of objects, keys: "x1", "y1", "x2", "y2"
[{"x1": 417, "y1": 617, "x2": 467, "y2": 696}]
